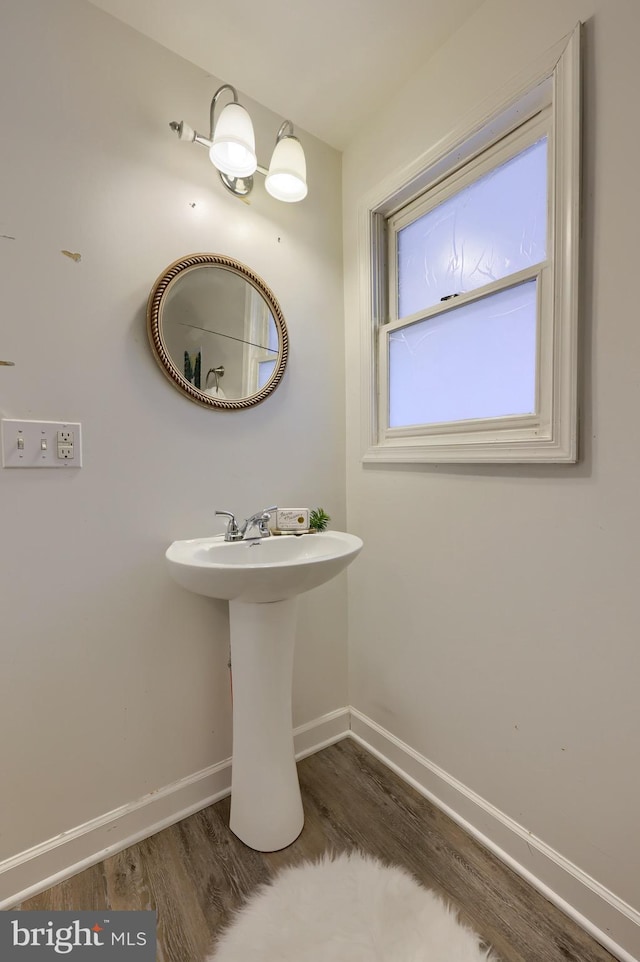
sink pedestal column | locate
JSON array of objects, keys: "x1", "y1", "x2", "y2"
[{"x1": 228, "y1": 597, "x2": 304, "y2": 851}]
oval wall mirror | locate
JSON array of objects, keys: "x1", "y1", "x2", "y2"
[{"x1": 147, "y1": 253, "x2": 289, "y2": 409}]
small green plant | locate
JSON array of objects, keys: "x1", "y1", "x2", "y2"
[{"x1": 309, "y1": 507, "x2": 330, "y2": 531}]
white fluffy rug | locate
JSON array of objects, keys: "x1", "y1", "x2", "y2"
[{"x1": 206, "y1": 851, "x2": 497, "y2": 961}]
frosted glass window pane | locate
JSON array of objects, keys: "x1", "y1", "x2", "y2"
[
  {"x1": 267, "y1": 314, "x2": 279, "y2": 353},
  {"x1": 389, "y1": 281, "x2": 537, "y2": 427},
  {"x1": 397, "y1": 138, "x2": 547, "y2": 318}
]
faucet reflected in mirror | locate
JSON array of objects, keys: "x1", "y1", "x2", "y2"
[{"x1": 205, "y1": 364, "x2": 225, "y2": 398}]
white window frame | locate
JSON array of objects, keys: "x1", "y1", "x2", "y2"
[
  {"x1": 358, "y1": 25, "x2": 581, "y2": 463},
  {"x1": 242, "y1": 287, "x2": 276, "y2": 395}
]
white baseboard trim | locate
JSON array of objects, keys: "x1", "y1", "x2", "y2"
[
  {"x1": 0, "y1": 758, "x2": 232, "y2": 910},
  {"x1": 294, "y1": 706, "x2": 351, "y2": 760},
  {"x1": 349, "y1": 708, "x2": 640, "y2": 962},
  {"x1": 0, "y1": 707, "x2": 350, "y2": 910}
]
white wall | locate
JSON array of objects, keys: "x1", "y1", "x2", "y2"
[
  {"x1": 3, "y1": 0, "x2": 639, "y2": 953},
  {"x1": 0, "y1": 0, "x2": 346, "y2": 875},
  {"x1": 343, "y1": 0, "x2": 640, "y2": 953}
]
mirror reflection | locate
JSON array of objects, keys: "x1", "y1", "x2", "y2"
[{"x1": 147, "y1": 254, "x2": 288, "y2": 410}]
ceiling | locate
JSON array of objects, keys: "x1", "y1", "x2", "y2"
[{"x1": 88, "y1": 0, "x2": 485, "y2": 149}]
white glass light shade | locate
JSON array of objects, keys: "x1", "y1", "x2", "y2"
[
  {"x1": 265, "y1": 136, "x2": 308, "y2": 202},
  {"x1": 209, "y1": 103, "x2": 257, "y2": 178}
]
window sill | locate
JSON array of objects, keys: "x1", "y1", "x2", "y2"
[{"x1": 363, "y1": 433, "x2": 578, "y2": 464}]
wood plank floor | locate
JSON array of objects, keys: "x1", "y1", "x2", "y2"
[{"x1": 13, "y1": 738, "x2": 617, "y2": 962}]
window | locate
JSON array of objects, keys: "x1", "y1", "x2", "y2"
[
  {"x1": 359, "y1": 27, "x2": 581, "y2": 463},
  {"x1": 242, "y1": 290, "x2": 279, "y2": 394}
]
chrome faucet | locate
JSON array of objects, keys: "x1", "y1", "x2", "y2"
[{"x1": 215, "y1": 506, "x2": 277, "y2": 542}]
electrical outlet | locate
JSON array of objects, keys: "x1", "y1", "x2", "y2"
[
  {"x1": 57, "y1": 428, "x2": 74, "y2": 460},
  {"x1": 1, "y1": 419, "x2": 82, "y2": 468}
]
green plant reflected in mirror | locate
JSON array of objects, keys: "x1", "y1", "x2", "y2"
[{"x1": 147, "y1": 253, "x2": 288, "y2": 409}]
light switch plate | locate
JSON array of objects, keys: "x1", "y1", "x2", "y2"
[{"x1": 1, "y1": 419, "x2": 82, "y2": 468}]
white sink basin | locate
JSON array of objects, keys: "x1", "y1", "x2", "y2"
[{"x1": 166, "y1": 530, "x2": 363, "y2": 603}]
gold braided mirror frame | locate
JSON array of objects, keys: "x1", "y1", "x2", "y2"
[{"x1": 147, "y1": 253, "x2": 289, "y2": 410}]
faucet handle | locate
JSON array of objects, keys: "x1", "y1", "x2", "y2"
[
  {"x1": 215, "y1": 510, "x2": 241, "y2": 541},
  {"x1": 256, "y1": 506, "x2": 277, "y2": 536}
]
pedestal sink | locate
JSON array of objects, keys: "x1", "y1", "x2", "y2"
[{"x1": 165, "y1": 531, "x2": 363, "y2": 851}]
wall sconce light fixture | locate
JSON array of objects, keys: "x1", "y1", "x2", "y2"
[{"x1": 170, "y1": 84, "x2": 308, "y2": 203}]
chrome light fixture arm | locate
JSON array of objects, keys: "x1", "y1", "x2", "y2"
[
  {"x1": 275, "y1": 120, "x2": 294, "y2": 142},
  {"x1": 209, "y1": 83, "x2": 238, "y2": 140},
  {"x1": 169, "y1": 84, "x2": 239, "y2": 147}
]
